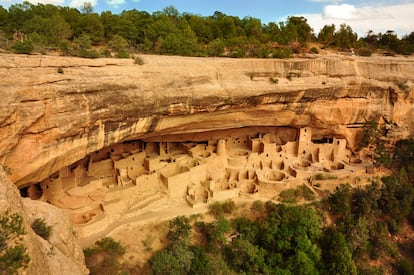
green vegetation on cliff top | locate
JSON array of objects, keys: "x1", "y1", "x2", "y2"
[{"x1": 0, "y1": 3, "x2": 413, "y2": 58}]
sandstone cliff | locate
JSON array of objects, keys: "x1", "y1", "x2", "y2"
[
  {"x1": 0, "y1": 167, "x2": 88, "y2": 274},
  {"x1": 0, "y1": 53, "x2": 413, "y2": 188}
]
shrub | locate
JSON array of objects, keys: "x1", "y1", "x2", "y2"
[
  {"x1": 0, "y1": 210, "x2": 30, "y2": 274},
  {"x1": 134, "y1": 56, "x2": 144, "y2": 65},
  {"x1": 397, "y1": 80, "x2": 409, "y2": 91},
  {"x1": 310, "y1": 47, "x2": 319, "y2": 54},
  {"x1": 279, "y1": 188, "x2": 298, "y2": 203},
  {"x1": 116, "y1": 49, "x2": 129, "y2": 58},
  {"x1": 12, "y1": 40, "x2": 34, "y2": 54},
  {"x1": 57, "y1": 68, "x2": 64, "y2": 74},
  {"x1": 208, "y1": 200, "x2": 236, "y2": 218},
  {"x1": 251, "y1": 200, "x2": 265, "y2": 213},
  {"x1": 167, "y1": 216, "x2": 191, "y2": 242},
  {"x1": 279, "y1": 184, "x2": 315, "y2": 203},
  {"x1": 272, "y1": 47, "x2": 291, "y2": 59},
  {"x1": 78, "y1": 49, "x2": 100, "y2": 59},
  {"x1": 269, "y1": 77, "x2": 279, "y2": 84},
  {"x1": 221, "y1": 200, "x2": 236, "y2": 214},
  {"x1": 357, "y1": 47, "x2": 373, "y2": 56},
  {"x1": 208, "y1": 202, "x2": 224, "y2": 218},
  {"x1": 95, "y1": 237, "x2": 125, "y2": 255},
  {"x1": 31, "y1": 218, "x2": 52, "y2": 240},
  {"x1": 84, "y1": 237, "x2": 126, "y2": 275}
]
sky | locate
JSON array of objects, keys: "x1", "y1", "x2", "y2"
[{"x1": 1, "y1": 0, "x2": 414, "y2": 37}]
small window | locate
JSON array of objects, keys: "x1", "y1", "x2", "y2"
[
  {"x1": 111, "y1": 149, "x2": 114, "y2": 153},
  {"x1": 337, "y1": 141, "x2": 340, "y2": 145},
  {"x1": 132, "y1": 157, "x2": 135, "y2": 161},
  {"x1": 304, "y1": 128, "x2": 307, "y2": 132},
  {"x1": 303, "y1": 150, "x2": 306, "y2": 154}
]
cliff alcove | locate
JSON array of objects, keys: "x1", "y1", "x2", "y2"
[{"x1": 1, "y1": 53, "x2": 414, "y2": 248}]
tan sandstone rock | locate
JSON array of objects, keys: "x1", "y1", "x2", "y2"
[
  {"x1": 0, "y1": 167, "x2": 88, "y2": 274},
  {"x1": 0, "y1": 53, "x2": 413, "y2": 188}
]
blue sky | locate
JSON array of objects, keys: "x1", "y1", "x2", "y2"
[{"x1": 1, "y1": 0, "x2": 414, "y2": 36}]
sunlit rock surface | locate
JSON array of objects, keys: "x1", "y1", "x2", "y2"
[{"x1": 0, "y1": 53, "x2": 413, "y2": 188}]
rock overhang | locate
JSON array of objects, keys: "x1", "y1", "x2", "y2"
[{"x1": 0, "y1": 53, "x2": 413, "y2": 188}]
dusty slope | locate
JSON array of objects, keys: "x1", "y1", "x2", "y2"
[{"x1": 0, "y1": 53, "x2": 413, "y2": 188}]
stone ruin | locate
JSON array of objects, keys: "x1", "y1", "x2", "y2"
[{"x1": 20, "y1": 126, "x2": 371, "y2": 239}]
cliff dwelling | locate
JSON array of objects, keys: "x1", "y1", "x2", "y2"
[{"x1": 19, "y1": 126, "x2": 372, "y2": 241}]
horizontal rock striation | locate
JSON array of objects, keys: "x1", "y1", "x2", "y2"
[{"x1": 0, "y1": 54, "x2": 413, "y2": 188}]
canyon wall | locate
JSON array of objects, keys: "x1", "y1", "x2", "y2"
[
  {"x1": 0, "y1": 53, "x2": 413, "y2": 188},
  {"x1": 0, "y1": 167, "x2": 88, "y2": 274}
]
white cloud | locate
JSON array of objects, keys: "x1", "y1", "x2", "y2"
[
  {"x1": 322, "y1": 4, "x2": 391, "y2": 20},
  {"x1": 300, "y1": 2, "x2": 414, "y2": 37},
  {"x1": 69, "y1": 0, "x2": 97, "y2": 8},
  {"x1": 106, "y1": 0, "x2": 125, "y2": 8}
]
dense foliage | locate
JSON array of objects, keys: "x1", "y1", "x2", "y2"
[
  {"x1": 0, "y1": 2, "x2": 413, "y2": 58},
  {"x1": 0, "y1": 210, "x2": 30, "y2": 274}
]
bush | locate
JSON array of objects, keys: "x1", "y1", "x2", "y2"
[
  {"x1": 12, "y1": 40, "x2": 34, "y2": 54},
  {"x1": 269, "y1": 77, "x2": 279, "y2": 84},
  {"x1": 134, "y1": 56, "x2": 144, "y2": 65},
  {"x1": 310, "y1": 47, "x2": 319, "y2": 54},
  {"x1": 208, "y1": 200, "x2": 236, "y2": 218},
  {"x1": 31, "y1": 218, "x2": 52, "y2": 240},
  {"x1": 0, "y1": 210, "x2": 30, "y2": 274},
  {"x1": 279, "y1": 184, "x2": 315, "y2": 203},
  {"x1": 208, "y1": 202, "x2": 224, "y2": 218},
  {"x1": 167, "y1": 216, "x2": 191, "y2": 242},
  {"x1": 95, "y1": 237, "x2": 125, "y2": 255},
  {"x1": 78, "y1": 49, "x2": 100, "y2": 59},
  {"x1": 84, "y1": 237, "x2": 126, "y2": 275},
  {"x1": 221, "y1": 200, "x2": 236, "y2": 214},
  {"x1": 357, "y1": 47, "x2": 373, "y2": 56},
  {"x1": 279, "y1": 188, "x2": 298, "y2": 203},
  {"x1": 272, "y1": 47, "x2": 291, "y2": 59},
  {"x1": 57, "y1": 68, "x2": 64, "y2": 74},
  {"x1": 116, "y1": 49, "x2": 129, "y2": 58},
  {"x1": 251, "y1": 200, "x2": 265, "y2": 213}
]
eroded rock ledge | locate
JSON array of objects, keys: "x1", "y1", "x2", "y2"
[{"x1": 0, "y1": 53, "x2": 413, "y2": 188}]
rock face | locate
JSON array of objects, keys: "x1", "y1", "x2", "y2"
[
  {"x1": 0, "y1": 167, "x2": 88, "y2": 274},
  {"x1": 0, "y1": 53, "x2": 413, "y2": 188}
]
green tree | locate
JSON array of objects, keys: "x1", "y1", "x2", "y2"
[
  {"x1": 189, "y1": 245, "x2": 214, "y2": 275},
  {"x1": 0, "y1": 5, "x2": 8, "y2": 28},
  {"x1": 108, "y1": 34, "x2": 129, "y2": 58},
  {"x1": 334, "y1": 24, "x2": 357, "y2": 49},
  {"x1": 226, "y1": 238, "x2": 266, "y2": 273},
  {"x1": 167, "y1": 216, "x2": 191, "y2": 243},
  {"x1": 318, "y1": 24, "x2": 336, "y2": 47},
  {"x1": 284, "y1": 16, "x2": 313, "y2": 45},
  {"x1": 323, "y1": 230, "x2": 357, "y2": 275}
]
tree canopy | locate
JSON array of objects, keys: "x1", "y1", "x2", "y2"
[{"x1": 0, "y1": 2, "x2": 412, "y2": 57}]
